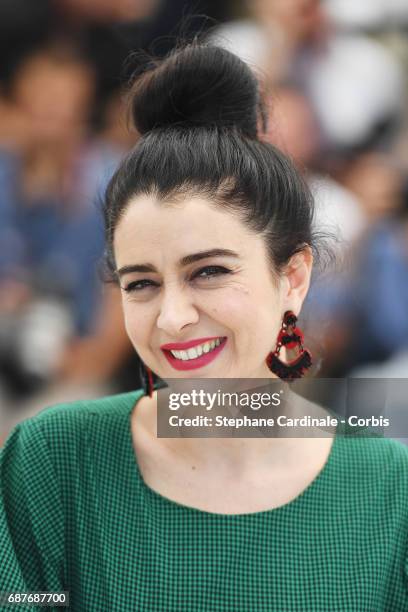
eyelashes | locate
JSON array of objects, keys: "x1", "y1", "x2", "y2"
[
  {"x1": 193, "y1": 265, "x2": 231, "y2": 280},
  {"x1": 123, "y1": 279, "x2": 156, "y2": 292},
  {"x1": 122, "y1": 265, "x2": 232, "y2": 293}
]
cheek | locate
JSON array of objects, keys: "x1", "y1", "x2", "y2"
[
  {"x1": 216, "y1": 285, "x2": 282, "y2": 344},
  {"x1": 121, "y1": 302, "x2": 152, "y2": 345},
  {"x1": 212, "y1": 283, "x2": 275, "y2": 322},
  {"x1": 206, "y1": 288, "x2": 254, "y2": 322}
]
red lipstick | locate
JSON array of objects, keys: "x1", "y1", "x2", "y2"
[{"x1": 161, "y1": 337, "x2": 227, "y2": 371}]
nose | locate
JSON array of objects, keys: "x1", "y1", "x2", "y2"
[{"x1": 156, "y1": 285, "x2": 199, "y2": 336}]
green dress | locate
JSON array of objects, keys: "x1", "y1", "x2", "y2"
[{"x1": 1, "y1": 389, "x2": 408, "y2": 611}]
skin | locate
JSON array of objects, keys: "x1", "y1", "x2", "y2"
[
  {"x1": 113, "y1": 192, "x2": 334, "y2": 512},
  {"x1": 114, "y1": 193, "x2": 313, "y2": 380}
]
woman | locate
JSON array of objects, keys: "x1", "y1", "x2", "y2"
[{"x1": 1, "y1": 43, "x2": 407, "y2": 611}]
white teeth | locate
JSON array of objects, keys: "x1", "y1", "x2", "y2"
[
  {"x1": 187, "y1": 347, "x2": 198, "y2": 359},
  {"x1": 169, "y1": 338, "x2": 224, "y2": 360}
]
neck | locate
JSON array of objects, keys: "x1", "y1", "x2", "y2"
[
  {"x1": 153, "y1": 383, "x2": 334, "y2": 478},
  {"x1": 168, "y1": 436, "x2": 307, "y2": 478}
]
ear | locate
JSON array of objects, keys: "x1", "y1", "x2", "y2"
[{"x1": 281, "y1": 246, "x2": 313, "y2": 315}]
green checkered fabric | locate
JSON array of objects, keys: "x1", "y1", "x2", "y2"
[{"x1": 1, "y1": 389, "x2": 408, "y2": 611}]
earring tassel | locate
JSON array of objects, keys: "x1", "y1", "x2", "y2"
[{"x1": 267, "y1": 349, "x2": 313, "y2": 381}]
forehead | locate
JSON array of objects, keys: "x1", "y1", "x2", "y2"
[{"x1": 113, "y1": 193, "x2": 260, "y2": 264}]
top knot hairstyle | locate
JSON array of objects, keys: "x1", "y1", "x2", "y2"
[
  {"x1": 104, "y1": 42, "x2": 323, "y2": 281},
  {"x1": 130, "y1": 45, "x2": 264, "y2": 138}
]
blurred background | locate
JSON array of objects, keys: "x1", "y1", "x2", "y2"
[{"x1": 1, "y1": 0, "x2": 408, "y2": 444}]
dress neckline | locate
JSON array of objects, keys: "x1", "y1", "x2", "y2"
[{"x1": 124, "y1": 389, "x2": 340, "y2": 518}]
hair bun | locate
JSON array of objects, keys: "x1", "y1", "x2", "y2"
[{"x1": 129, "y1": 44, "x2": 262, "y2": 138}]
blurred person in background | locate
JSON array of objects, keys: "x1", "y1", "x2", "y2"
[
  {"x1": 212, "y1": 0, "x2": 405, "y2": 154},
  {"x1": 0, "y1": 42, "x2": 132, "y2": 420},
  {"x1": 340, "y1": 152, "x2": 406, "y2": 223},
  {"x1": 0, "y1": 0, "x2": 232, "y2": 146},
  {"x1": 324, "y1": 162, "x2": 408, "y2": 375}
]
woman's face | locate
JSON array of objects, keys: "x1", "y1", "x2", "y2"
[{"x1": 114, "y1": 193, "x2": 311, "y2": 380}]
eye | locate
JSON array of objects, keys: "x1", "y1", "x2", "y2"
[
  {"x1": 191, "y1": 265, "x2": 231, "y2": 280},
  {"x1": 122, "y1": 279, "x2": 158, "y2": 293}
]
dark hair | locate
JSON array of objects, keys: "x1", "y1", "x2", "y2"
[{"x1": 104, "y1": 42, "x2": 330, "y2": 282}]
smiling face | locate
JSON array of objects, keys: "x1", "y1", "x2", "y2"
[{"x1": 114, "y1": 193, "x2": 312, "y2": 380}]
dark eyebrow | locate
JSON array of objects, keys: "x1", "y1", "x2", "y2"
[
  {"x1": 179, "y1": 248, "x2": 239, "y2": 267},
  {"x1": 116, "y1": 249, "x2": 240, "y2": 279}
]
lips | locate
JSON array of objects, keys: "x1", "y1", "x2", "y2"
[{"x1": 161, "y1": 337, "x2": 227, "y2": 371}]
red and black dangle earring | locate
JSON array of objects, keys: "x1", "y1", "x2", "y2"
[
  {"x1": 266, "y1": 310, "x2": 313, "y2": 381},
  {"x1": 139, "y1": 359, "x2": 154, "y2": 398}
]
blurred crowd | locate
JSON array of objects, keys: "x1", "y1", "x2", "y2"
[{"x1": 1, "y1": 0, "x2": 408, "y2": 439}]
